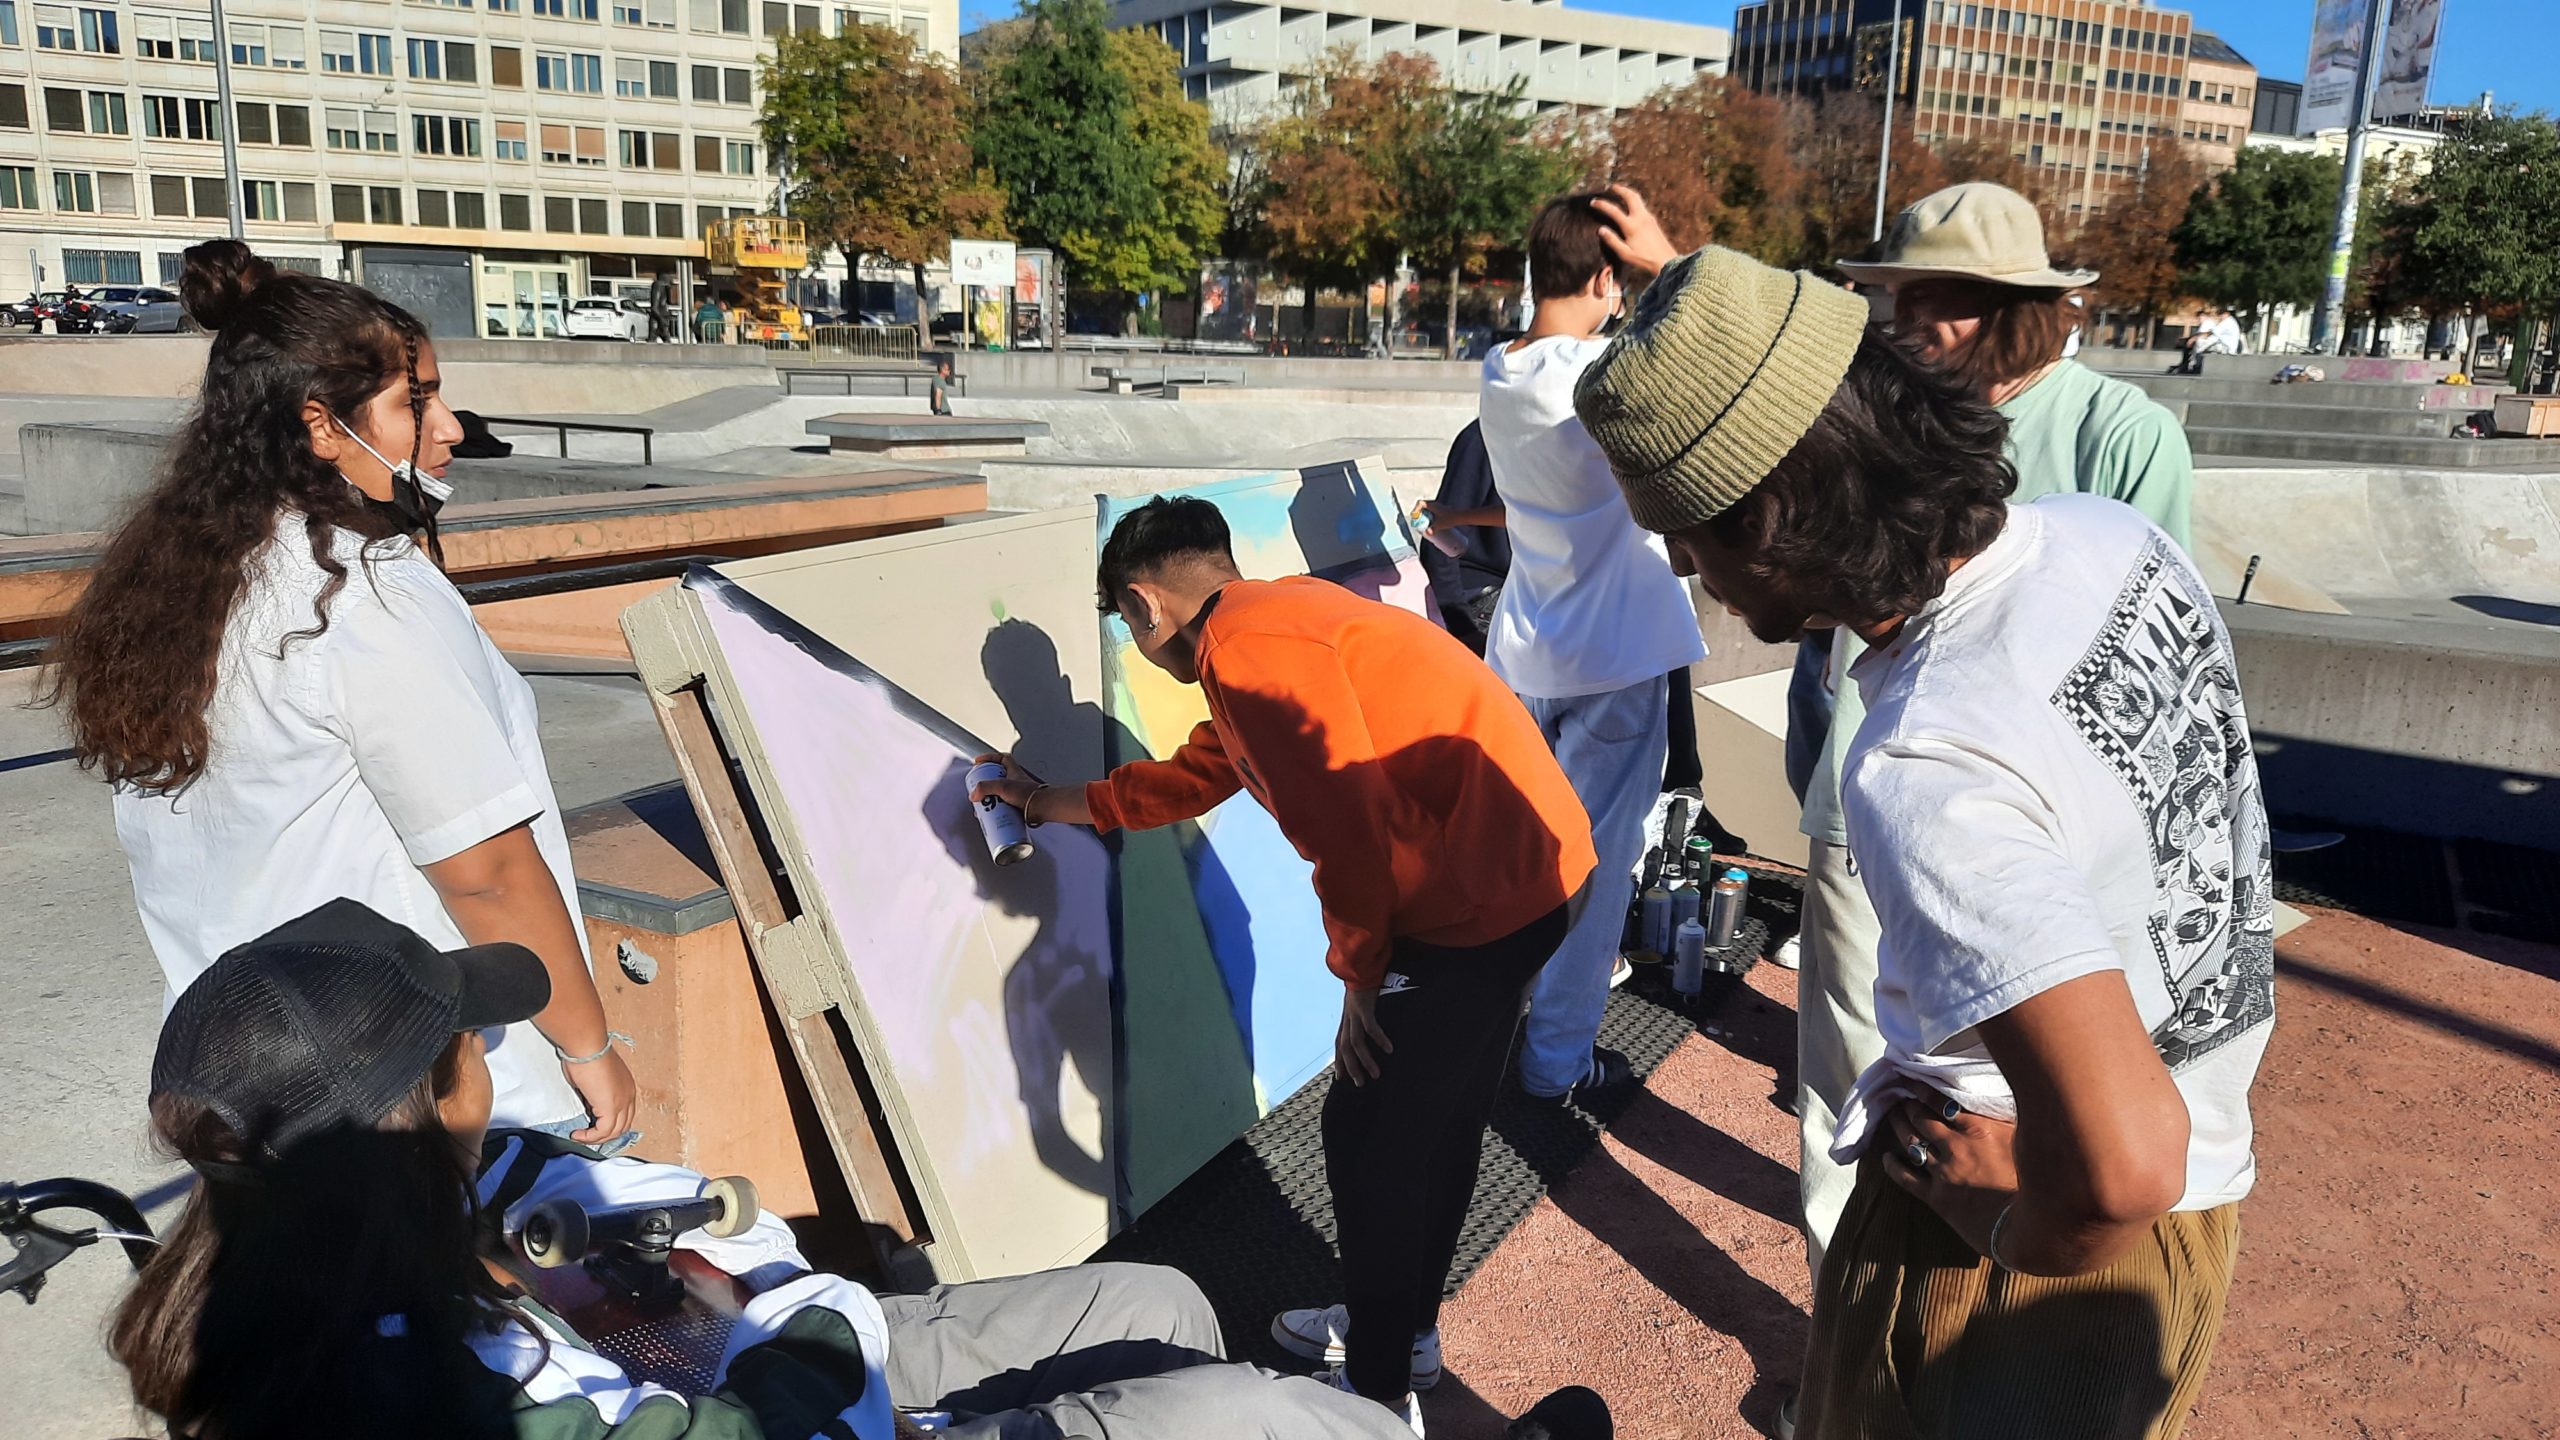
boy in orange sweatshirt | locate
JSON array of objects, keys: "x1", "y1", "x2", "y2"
[{"x1": 974, "y1": 495, "x2": 1595, "y2": 1432}]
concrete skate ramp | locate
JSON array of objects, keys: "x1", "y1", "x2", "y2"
[{"x1": 2195, "y1": 466, "x2": 2560, "y2": 608}]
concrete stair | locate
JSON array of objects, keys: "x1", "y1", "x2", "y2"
[
  {"x1": 2122, "y1": 373, "x2": 2506, "y2": 412},
  {"x1": 2181, "y1": 400, "x2": 2460, "y2": 439},
  {"x1": 2183, "y1": 428, "x2": 2550, "y2": 467}
]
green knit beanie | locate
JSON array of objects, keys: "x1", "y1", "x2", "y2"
[{"x1": 1572, "y1": 246, "x2": 1871, "y2": 534}]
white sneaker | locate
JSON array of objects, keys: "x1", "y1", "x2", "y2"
[
  {"x1": 1324, "y1": 1364, "x2": 1425, "y2": 1437},
  {"x1": 1773, "y1": 934, "x2": 1802, "y2": 971},
  {"x1": 1271, "y1": 1303, "x2": 1443, "y2": 1390},
  {"x1": 1608, "y1": 954, "x2": 1634, "y2": 989}
]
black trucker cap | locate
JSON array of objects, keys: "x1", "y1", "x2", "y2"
[{"x1": 151, "y1": 898, "x2": 552, "y2": 1161}]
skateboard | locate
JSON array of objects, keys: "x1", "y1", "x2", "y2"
[{"x1": 502, "y1": 1175, "x2": 764, "y2": 1395}]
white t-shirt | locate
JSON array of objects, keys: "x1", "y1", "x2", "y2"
[
  {"x1": 114, "y1": 519, "x2": 590, "y2": 1129},
  {"x1": 1478, "y1": 335, "x2": 1704, "y2": 699},
  {"x1": 2207, "y1": 314, "x2": 2244, "y2": 353},
  {"x1": 1832, "y1": 495, "x2": 2275, "y2": 1212}
]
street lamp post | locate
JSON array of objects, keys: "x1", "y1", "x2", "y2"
[
  {"x1": 208, "y1": 0, "x2": 245, "y2": 240},
  {"x1": 1872, "y1": 0, "x2": 1905, "y2": 244},
  {"x1": 2309, "y1": 0, "x2": 2392, "y2": 355}
]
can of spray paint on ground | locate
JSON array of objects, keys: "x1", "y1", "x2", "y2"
[
  {"x1": 1638, "y1": 868, "x2": 1673, "y2": 959},
  {"x1": 966, "y1": 760, "x2": 1035, "y2": 867},
  {"x1": 1672, "y1": 917, "x2": 1707, "y2": 998},
  {"x1": 1409, "y1": 500, "x2": 1467, "y2": 558},
  {"x1": 1706, "y1": 867, "x2": 1749, "y2": 956}
]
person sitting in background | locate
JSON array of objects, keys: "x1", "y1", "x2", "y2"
[
  {"x1": 1424, "y1": 191, "x2": 1704, "y2": 1102},
  {"x1": 973, "y1": 495, "x2": 1595, "y2": 1433},
  {"x1": 2175, "y1": 306, "x2": 2247, "y2": 374},
  {"x1": 1574, "y1": 239, "x2": 2269, "y2": 1440},
  {"x1": 113, "y1": 899, "x2": 1437, "y2": 1440}
]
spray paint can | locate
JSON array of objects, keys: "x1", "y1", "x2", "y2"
[
  {"x1": 1684, "y1": 835, "x2": 1715, "y2": 885},
  {"x1": 1638, "y1": 873, "x2": 1673, "y2": 959},
  {"x1": 1670, "y1": 871, "x2": 1701, "y2": 935},
  {"x1": 1672, "y1": 918, "x2": 1707, "y2": 998},
  {"x1": 966, "y1": 760, "x2": 1035, "y2": 867},
  {"x1": 1409, "y1": 500, "x2": 1466, "y2": 558},
  {"x1": 1706, "y1": 867, "x2": 1749, "y2": 952}
]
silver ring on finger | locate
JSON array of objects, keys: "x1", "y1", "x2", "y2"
[{"x1": 1904, "y1": 1138, "x2": 1934, "y2": 1170}]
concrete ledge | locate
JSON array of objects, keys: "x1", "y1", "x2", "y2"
[
  {"x1": 2224, "y1": 601, "x2": 2560, "y2": 848},
  {"x1": 809, "y1": 412, "x2": 1049, "y2": 460},
  {"x1": 2183, "y1": 401, "x2": 2458, "y2": 439},
  {"x1": 2188, "y1": 427, "x2": 2553, "y2": 468}
]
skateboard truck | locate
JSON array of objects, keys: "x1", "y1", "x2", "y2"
[
  {"x1": 518, "y1": 1177, "x2": 760, "y2": 1303},
  {"x1": 1, "y1": 1178, "x2": 159, "y2": 1305}
]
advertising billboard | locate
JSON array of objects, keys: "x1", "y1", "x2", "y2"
[{"x1": 2300, "y1": 0, "x2": 2443, "y2": 134}]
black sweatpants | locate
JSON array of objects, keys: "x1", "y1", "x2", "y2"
[{"x1": 1322, "y1": 902, "x2": 1571, "y2": 1403}]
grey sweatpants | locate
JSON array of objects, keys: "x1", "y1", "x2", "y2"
[{"x1": 880, "y1": 1263, "x2": 1415, "y2": 1440}]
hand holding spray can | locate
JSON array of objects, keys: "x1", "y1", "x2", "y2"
[
  {"x1": 1409, "y1": 500, "x2": 1467, "y2": 558},
  {"x1": 966, "y1": 760, "x2": 1036, "y2": 867}
]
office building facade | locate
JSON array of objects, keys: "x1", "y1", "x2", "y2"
[
  {"x1": 1109, "y1": 0, "x2": 1728, "y2": 126},
  {"x1": 0, "y1": 0, "x2": 954, "y2": 337},
  {"x1": 1733, "y1": 0, "x2": 2256, "y2": 215}
]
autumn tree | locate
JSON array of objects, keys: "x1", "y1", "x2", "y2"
[
  {"x1": 1606, "y1": 73, "x2": 1802, "y2": 265},
  {"x1": 971, "y1": 0, "x2": 1222, "y2": 298},
  {"x1": 1786, "y1": 93, "x2": 1957, "y2": 269},
  {"x1": 2067, "y1": 138, "x2": 2208, "y2": 344},
  {"x1": 760, "y1": 26, "x2": 1005, "y2": 309},
  {"x1": 1261, "y1": 52, "x2": 1434, "y2": 340},
  {"x1": 1401, "y1": 77, "x2": 1580, "y2": 357}
]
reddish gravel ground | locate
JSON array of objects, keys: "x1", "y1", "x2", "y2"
[{"x1": 1420, "y1": 907, "x2": 2560, "y2": 1440}]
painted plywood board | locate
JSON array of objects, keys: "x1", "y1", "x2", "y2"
[
  {"x1": 709, "y1": 510, "x2": 1264, "y2": 1220},
  {"x1": 1696, "y1": 668, "x2": 1811, "y2": 870},
  {"x1": 678, "y1": 569, "x2": 1115, "y2": 1280},
  {"x1": 1096, "y1": 458, "x2": 1437, "y2": 1152}
]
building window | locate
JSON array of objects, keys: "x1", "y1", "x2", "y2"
[
  {"x1": 539, "y1": 121, "x2": 571, "y2": 162},
  {"x1": 228, "y1": 20, "x2": 266, "y2": 65},
  {"x1": 276, "y1": 105, "x2": 311, "y2": 147},
  {"x1": 763, "y1": 3, "x2": 821, "y2": 36},
  {"x1": 417, "y1": 188, "x2": 450, "y2": 227},
  {"x1": 620, "y1": 128, "x2": 680, "y2": 167},
  {"x1": 491, "y1": 45, "x2": 524, "y2": 87},
  {"x1": 691, "y1": 64, "x2": 719, "y2": 101},
  {"x1": 533, "y1": 0, "x2": 601, "y2": 16},
  {"x1": 242, "y1": 179, "x2": 283, "y2": 220},
  {"x1": 362, "y1": 110, "x2": 398, "y2": 152},
  {"x1": 0, "y1": 86, "x2": 24, "y2": 131},
  {"x1": 319, "y1": 28, "x2": 355, "y2": 72},
  {"x1": 136, "y1": 11, "x2": 174, "y2": 57},
  {"x1": 900, "y1": 14, "x2": 923, "y2": 44},
  {"x1": 496, "y1": 120, "x2": 528, "y2": 160},
  {"x1": 615, "y1": 57, "x2": 648, "y2": 96},
  {"x1": 408, "y1": 37, "x2": 443, "y2": 79},
  {"x1": 36, "y1": 4, "x2": 118, "y2": 53},
  {"x1": 91, "y1": 89, "x2": 130, "y2": 134},
  {"x1": 621, "y1": 198, "x2": 651, "y2": 235},
  {"x1": 235, "y1": 101, "x2": 272, "y2": 144},
  {"x1": 579, "y1": 196, "x2": 608, "y2": 233},
  {"x1": 616, "y1": 0, "x2": 675, "y2": 24},
  {"x1": 53, "y1": 169, "x2": 98, "y2": 213},
  {"x1": 692, "y1": 134, "x2": 719, "y2": 171},
  {"x1": 454, "y1": 191, "x2": 487, "y2": 228},
  {"x1": 325, "y1": 108, "x2": 362, "y2": 151},
  {"x1": 690, "y1": 0, "x2": 751, "y2": 34},
  {"x1": 723, "y1": 66, "x2": 751, "y2": 104},
  {"x1": 647, "y1": 59, "x2": 677, "y2": 97},
  {"x1": 575, "y1": 125, "x2": 606, "y2": 165},
  {"x1": 537, "y1": 51, "x2": 604, "y2": 92},
  {"x1": 65, "y1": 248, "x2": 144, "y2": 284},
  {"x1": 368, "y1": 186, "x2": 402, "y2": 225},
  {"x1": 499, "y1": 192, "x2": 532, "y2": 230},
  {"x1": 284, "y1": 181, "x2": 316, "y2": 222},
  {"x1": 42, "y1": 86, "x2": 81, "y2": 132},
  {"x1": 0, "y1": 167, "x2": 35, "y2": 210},
  {"x1": 656, "y1": 201, "x2": 682, "y2": 237},
  {"x1": 724, "y1": 138, "x2": 756, "y2": 174},
  {"x1": 332, "y1": 184, "x2": 364, "y2": 223},
  {"x1": 0, "y1": 1, "x2": 17, "y2": 45},
  {"x1": 544, "y1": 194, "x2": 575, "y2": 231},
  {"x1": 413, "y1": 114, "x2": 481, "y2": 156},
  {"x1": 150, "y1": 173, "x2": 189, "y2": 216}
]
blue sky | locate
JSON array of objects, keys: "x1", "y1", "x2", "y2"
[{"x1": 1577, "y1": 0, "x2": 2551, "y2": 114}]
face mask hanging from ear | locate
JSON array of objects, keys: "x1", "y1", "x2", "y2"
[{"x1": 336, "y1": 418, "x2": 452, "y2": 544}]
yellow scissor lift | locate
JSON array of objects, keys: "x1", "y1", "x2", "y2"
[{"x1": 706, "y1": 216, "x2": 811, "y2": 347}]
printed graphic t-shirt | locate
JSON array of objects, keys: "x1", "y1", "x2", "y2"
[
  {"x1": 1477, "y1": 335, "x2": 1704, "y2": 700},
  {"x1": 1833, "y1": 495, "x2": 2275, "y2": 1211}
]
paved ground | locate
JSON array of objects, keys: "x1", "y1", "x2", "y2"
[{"x1": 6, "y1": 653, "x2": 2555, "y2": 1438}]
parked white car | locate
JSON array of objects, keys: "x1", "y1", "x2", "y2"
[
  {"x1": 563, "y1": 296, "x2": 645, "y2": 342},
  {"x1": 91, "y1": 285, "x2": 187, "y2": 334}
]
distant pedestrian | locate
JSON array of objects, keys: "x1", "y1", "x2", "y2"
[
  {"x1": 1415, "y1": 421, "x2": 1509, "y2": 653},
  {"x1": 1578, "y1": 239, "x2": 2270, "y2": 1440},
  {"x1": 2175, "y1": 306, "x2": 2246, "y2": 374},
  {"x1": 695, "y1": 293, "x2": 725, "y2": 343}
]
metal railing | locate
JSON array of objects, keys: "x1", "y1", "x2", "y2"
[{"x1": 809, "y1": 323, "x2": 921, "y2": 361}]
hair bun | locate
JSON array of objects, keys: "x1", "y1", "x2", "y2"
[{"x1": 179, "y1": 239, "x2": 279, "y2": 332}]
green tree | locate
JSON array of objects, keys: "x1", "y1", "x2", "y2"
[
  {"x1": 1261, "y1": 52, "x2": 1423, "y2": 342},
  {"x1": 1402, "y1": 77, "x2": 1579, "y2": 357},
  {"x1": 760, "y1": 26, "x2": 1005, "y2": 311},
  {"x1": 2172, "y1": 148, "x2": 2345, "y2": 331},
  {"x1": 2389, "y1": 112, "x2": 2560, "y2": 329},
  {"x1": 971, "y1": 0, "x2": 1220, "y2": 298}
]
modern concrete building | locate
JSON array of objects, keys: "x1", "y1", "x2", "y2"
[
  {"x1": 1107, "y1": 0, "x2": 1728, "y2": 124},
  {"x1": 1732, "y1": 1, "x2": 2255, "y2": 215},
  {"x1": 0, "y1": 0, "x2": 956, "y2": 336}
]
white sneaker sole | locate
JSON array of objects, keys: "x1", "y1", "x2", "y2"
[{"x1": 1271, "y1": 1316, "x2": 1442, "y2": 1391}]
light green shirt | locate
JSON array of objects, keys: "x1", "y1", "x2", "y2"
[{"x1": 1796, "y1": 359, "x2": 2194, "y2": 844}]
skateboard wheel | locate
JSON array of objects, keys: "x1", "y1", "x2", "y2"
[
  {"x1": 702, "y1": 1176, "x2": 760, "y2": 1239},
  {"x1": 522, "y1": 1199, "x2": 590, "y2": 1269}
]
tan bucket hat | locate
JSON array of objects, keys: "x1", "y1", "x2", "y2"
[{"x1": 1834, "y1": 182, "x2": 2097, "y2": 290}]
